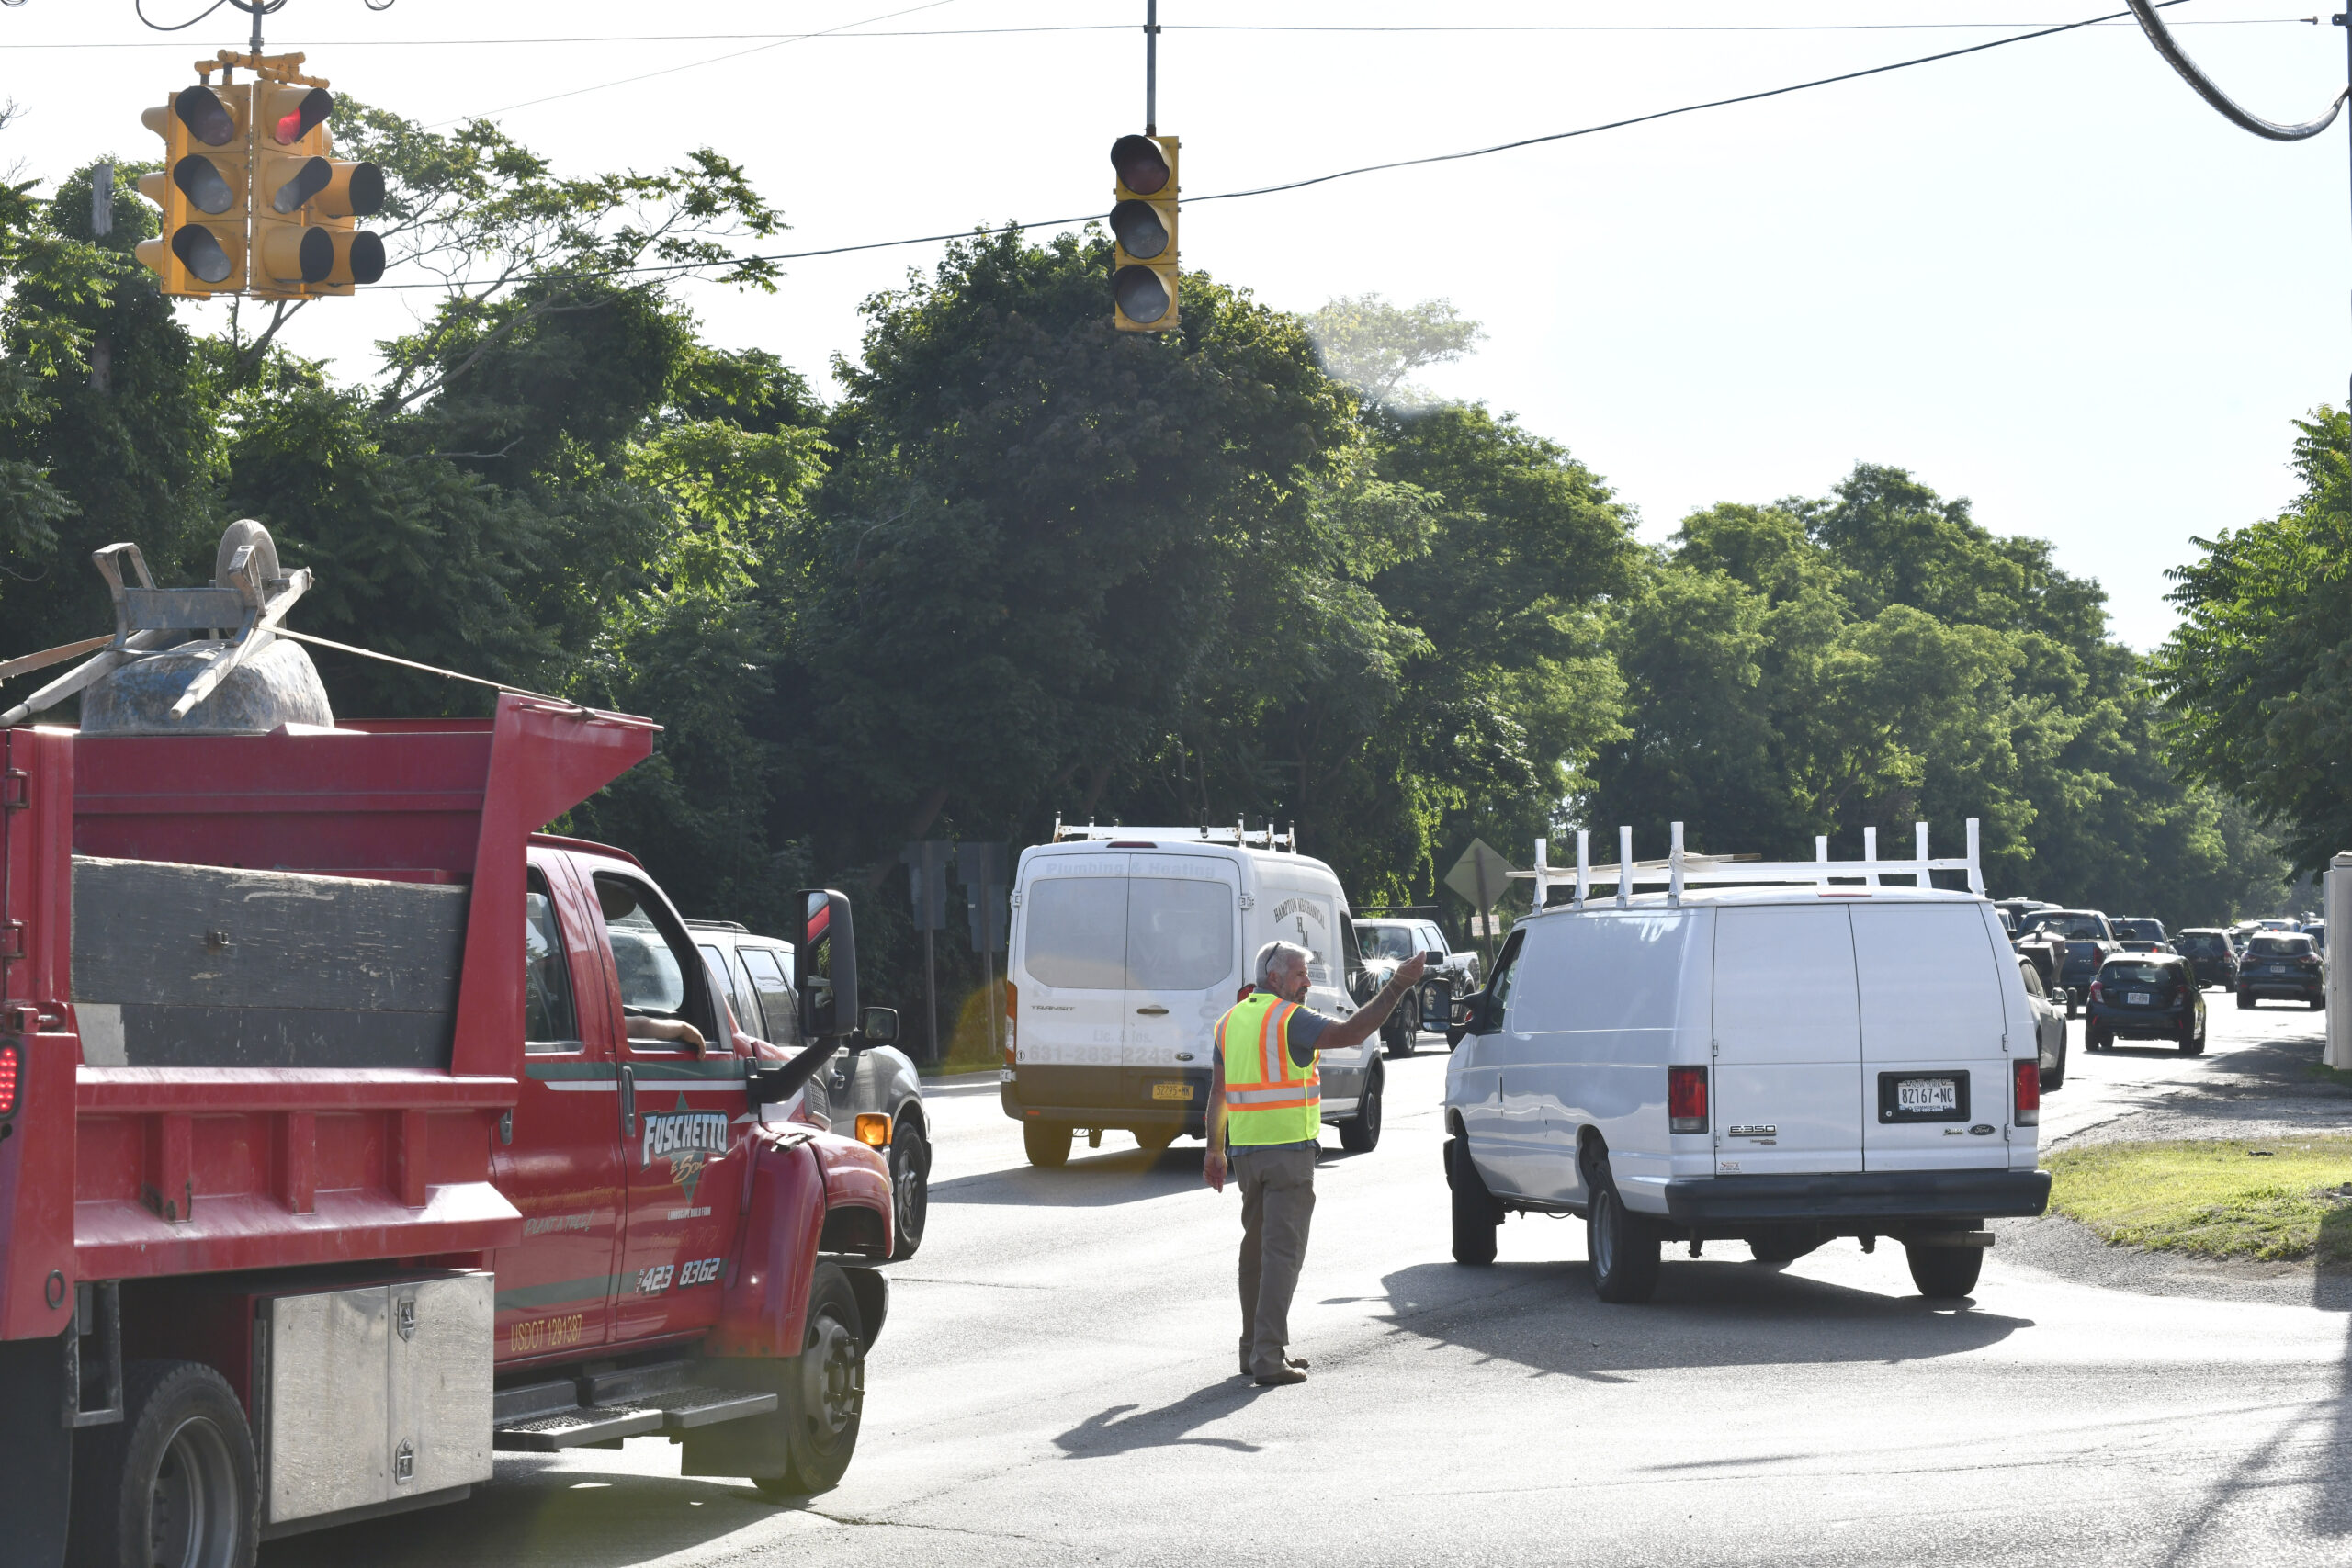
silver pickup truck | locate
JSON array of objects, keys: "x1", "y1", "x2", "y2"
[{"x1": 689, "y1": 919, "x2": 932, "y2": 1258}]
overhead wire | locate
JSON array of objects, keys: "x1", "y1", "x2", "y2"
[{"x1": 360, "y1": 0, "x2": 2206, "y2": 293}]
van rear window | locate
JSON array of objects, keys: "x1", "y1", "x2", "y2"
[{"x1": 1023, "y1": 875, "x2": 1234, "y2": 992}]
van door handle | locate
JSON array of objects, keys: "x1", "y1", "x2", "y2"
[
  {"x1": 619, "y1": 1064, "x2": 637, "y2": 1142},
  {"x1": 1136, "y1": 1006, "x2": 1170, "y2": 1016}
]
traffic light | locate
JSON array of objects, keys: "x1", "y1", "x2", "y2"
[
  {"x1": 253, "y1": 83, "x2": 335, "y2": 297},
  {"x1": 136, "y1": 84, "x2": 250, "y2": 296},
  {"x1": 1109, "y1": 132, "x2": 1178, "y2": 332}
]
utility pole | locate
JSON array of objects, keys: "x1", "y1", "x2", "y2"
[{"x1": 1145, "y1": 0, "x2": 1159, "y2": 136}]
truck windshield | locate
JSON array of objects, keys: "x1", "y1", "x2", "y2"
[
  {"x1": 1357, "y1": 924, "x2": 1419, "y2": 961},
  {"x1": 2028, "y1": 914, "x2": 2109, "y2": 942}
]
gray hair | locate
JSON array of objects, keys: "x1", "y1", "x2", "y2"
[{"x1": 1254, "y1": 940, "x2": 1311, "y2": 988}]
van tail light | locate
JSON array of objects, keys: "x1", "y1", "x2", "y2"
[
  {"x1": 1002, "y1": 980, "x2": 1017, "y2": 1068},
  {"x1": 1668, "y1": 1065, "x2": 1708, "y2": 1134},
  {"x1": 0, "y1": 1040, "x2": 17, "y2": 1119},
  {"x1": 2014, "y1": 1058, "x2": 2040, "y2": 1126}
]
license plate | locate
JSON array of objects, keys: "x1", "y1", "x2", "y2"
[
  {"x1": 1897, "y1": 1078, "x2": 1958, "y2": 1114},
  {"x1": 1151, "y1": 1081, "x2": 1193, "y2": 1101},
  {"x1": 2128, "y1": 991, "x2": 2151, "y2": 1005}
]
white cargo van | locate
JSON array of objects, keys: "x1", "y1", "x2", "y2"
[
  {"x1": 1443, "y1": 821, "x2": 2052, "y2": 1303},
  {"x1": 1002, "y1": 823, "x2": 1385, "y2": 1167}
]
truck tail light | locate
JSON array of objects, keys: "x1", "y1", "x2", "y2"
[
  {"x1": 1003, "y1": 980, "x2": 1017, "y2": 1068},
  {"x1": 0, "y1": 1040, "x2": 17, "y2": 1118},
  {"x1": 854, "y1": 1112, "x2": 890, "y2": 1147},
  {"x1": 2014, "y1": 1058, "x2": 2040, "y2": 1126},
  {"x1": 1668, "y1": 1065, "x2": 1707, "y2": 1134}
]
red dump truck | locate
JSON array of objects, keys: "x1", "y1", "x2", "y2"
[{"x1": 0, "y1": 694, "x2": 896, "y2": 1567}]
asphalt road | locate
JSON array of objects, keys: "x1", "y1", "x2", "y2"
[{"x1": 269, "y1": 1002, "x2": 2352, "y2": 1568}]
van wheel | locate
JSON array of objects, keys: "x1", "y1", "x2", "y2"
[
  {"x1": 1445, "y1": 1137, "x2": 1500, "y2": 1265},
  {"x1": 1747, "y1": 1226, "x2": 1820, "y2": 1264},
  {"x1": 1905, "y1": 1242, "x2": 1983, "y2": 1300},
  {"x1": 1135, "y1": 1125, "x2": 1177, "y2": 1155},
  {"x1": 752, "y1": 1264, "x2": 865, "y2": 1498},
  {"x1": 1587, "y1": 1184, "x2": 1661, "y2": 1303},
  {"x1": 71, "y1": 1359, "x2": 259, "y2": 1568},
  {"x1": 1023, "y1": 1120, "x2": 1071, "y2": 1168},
  {"x1": 1338, "y1": 1063, "x2": 1384, "y2": 1153},
  {"x1": 888, "y1": 1121, "x2": 930, "y2": 1260}
]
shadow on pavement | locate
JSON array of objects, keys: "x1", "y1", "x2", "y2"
[
  {"x1": 929, "y1": 1144, "x2": 1212, "y2": 1208},
  {"x1": 260, "y1": 1457, "x2": 794, "y2": 1567},
  {"x1": 1053, "y1": 1379, "x2": 1273, "y2": 1459},
  {"x1": 1375, "y1": 1257, "x2": 2030, "y2": 1381}
]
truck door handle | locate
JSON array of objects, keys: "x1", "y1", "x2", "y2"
[
  {"x1": 619, "y1": 1065, "x2": 637, "y2": 1141},
  {"x1": 1136, "y1": 1006, "x2": 1169, "y2": 1016}
]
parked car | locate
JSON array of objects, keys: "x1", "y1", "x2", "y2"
[
  {"x1": 2086, "y1": 953, "x2": 2207, "y2": 1053},
  {"x1": 1352, "y1": 914, "x2": 1477, "y2": 1055},
  {"x1": 2113, "y1": 917, "x2": 2167, "y2": 946},
  {"x1": 1994, "y1": 897, "x2": 2058, "y2": 935},
  {"x1": 1003, "y1": 824, "x2": 1386, "y2": 1164},
  {"x1": 2306, "y1": 919, "x2": 2328, "y2": 953},
  {"x1": 1444, "y1": 823, "x2": 2051, "y2": 1304},
  {"x1": 2018, "y1": 908, "x2": 2122, "y2": 1014},
  {"x1": 691, "y1": 919, "x2": 933, "y2": 1259},
  {"x1": 2018, "y1": 955, "x2": 2069, "y2": 1090},
  {"x1": 2237, "y1": 931, "x2": 2327, "y2": 1010},
  {"x1": 2174, "y1": 928, "x2": 2242, "y2": 989}
]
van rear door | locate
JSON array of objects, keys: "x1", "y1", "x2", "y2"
[
  {"x1": 1710, "y1": 904, "x2": 1863, "y2": 1175},
  {"x1": 1849, "y1": 903, "x2": 2011, "y2": 1170},
  {"x1": 1012, "y1": 853, "x2": 1132, "y2": 1076},
  {"x1": 1123, "y1": 855, "x2": 1239, "y2": 1106}
]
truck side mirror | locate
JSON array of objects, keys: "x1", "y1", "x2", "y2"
[
  {"x1": 861, "y1": 1007, "x2": 899, "y2": 1046},
  {"x1": 795, "y1": 888, "x2": 860, "y2": 1042},
  {"x1": 1421, "y1": 949, "x2": 1447, "y2": 965}
]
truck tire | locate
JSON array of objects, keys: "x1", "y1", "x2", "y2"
[
  {"x1": 70, "y1": 1359, "x2": 258, "y2": 1568},
  {"x1": 1445, "y1": 1136, "x2": 1500, "y2": 1265},
  {"x1": 1382, "y1": 1002, "x2": 1414, "y2": 1058},
  {"x1": 2238, "y1": 990, "x2": 2255, "y2": 1010},
  {"x1": 1588, "y1": 1183, "x2": 1661, "y2": 1304},
  {"x1": 1905, "y1": 1242, "x2": 1984, "y2": 1300},
  {"x1": 1023, "y1": 1120, "x2": 1071, "y2": 1168},
  {"x1": 2041, "y1": 1032, "x2": 2068, "y2": 1091},
  {"x1": 752, "y1": 1264, "x2": 866, "y2": 1499},
  {"x1": 1337, "y1": 1061, "x2": 1384, "y2": 1153},
  {"x1": 888, "y1": 1121, "x2": 930, "y2": 1260}
]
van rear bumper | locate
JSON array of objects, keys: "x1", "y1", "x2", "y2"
[{"x1": 1659, "y1": 1168, "x2": 2052, "y2": 1226}]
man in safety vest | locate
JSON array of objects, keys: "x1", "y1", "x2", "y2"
[{"x1": 1204, "y1": 939, "x2": 1426, "y2": 1386}]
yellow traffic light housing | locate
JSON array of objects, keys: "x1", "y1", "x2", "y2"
[
  {"x1": 1109, "y1": 132, "x2": 1178, "y2": 332},
  {"x1": 135, "y1": 84, "x2": 250, "y2": 296},
  {"x1": 137, "y1": 53, "x2": 382, "y2": 302}
]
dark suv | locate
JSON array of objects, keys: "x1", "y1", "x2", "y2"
[
  {"x1": 2237, "y1": 932, "x2": 2326, "y2": 1010},
  {"x1": 2174, "y1": 929, "x2": 2240, "y2": 990},
  {"x1": 2087, "y1": 953, "x2": 2206, "y2": 1054},
  {"x1": 2018, "y1": 909, "x2": 2122, "y2": 1015}
]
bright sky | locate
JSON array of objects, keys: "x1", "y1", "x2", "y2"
[{"x1": 4, "y1": 0, "x2": 2346, "y2": 649}]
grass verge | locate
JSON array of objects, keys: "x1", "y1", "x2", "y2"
[{"x1": 2046, "y1": 1137, "x2": 2352, "y2": 1267}]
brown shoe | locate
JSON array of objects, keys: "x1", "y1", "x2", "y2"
[{"x1": 1252, "y1": 1367, "x2": 1308, "y2": 1386}]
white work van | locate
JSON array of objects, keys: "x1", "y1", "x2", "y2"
[
  {"x1": 1443, "y1": 821, "x2": 2051, "y2": 1303},
  {"x1": 1002, "y1": 823, "x2": 1385, "y2": 1166}
]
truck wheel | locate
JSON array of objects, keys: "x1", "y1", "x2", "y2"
[
  {"x1": 1338, "y1": 1062, "x2": 1384, "y2": 1153},
  {"x1": 2237, "y1": 991, "x2": 2255, "y2": 1010},
  {"x1": 1382, "y1": 1004, "x2": 1414, "y2": 1058},
  {"x1": 1588, "y1": 1184, "x2": 1661, "y2": 1303},
  {"x1": 2041, "y1": 1032, "x2": 2067, "y2": 1090},
  {"x1": 1905, "y1": 1242, "x2": 1984, "y2": 1300},
  {"x1": 752, "y1": 1264, "x2": 866, "y2": 1499},
  {"x1": 71, "y1": 1359, "x2": 258, "y2": 1568},
  {"x1": 888, "y1": 1121, "x2": 930, "y2": 1260},
  {"x1": 1445, "y1": 1136, "x2": 1500, "y2": 1266},
  {"x1": 1023, "y1": 1120, "x2": 1071, "y2": 1168}
]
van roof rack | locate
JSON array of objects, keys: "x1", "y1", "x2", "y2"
[
  {"x1": 1050, "y1": 817, "x2": 1295, "y2": 852},
  {"x1": 1516, "y1": 818, "x2": 1984, "y2": 909}
]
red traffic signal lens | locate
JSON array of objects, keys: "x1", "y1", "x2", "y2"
[
  {"x1": 1113, "y1": 264, "x2": 1170, "y2": 324},
  {"x1": 1110, "y1": 134, "x2": 1169, "y2": 196},
  {"x1": 1109, "y1": 198, "x2": 1169, "y2": 260},
  {"x1": 270, "y1": 155, "x2": 333, "y2": 214},
  {"x1": 274, "y1": 87, "x2": 334, "y2": 145},
  {"x1": 171, "y1": 224, "x2": 236, "y2": 285},
  {"x1": 172, "y1": 155, "x2": 236, "y2": 216},
  {"x1": 174, "y1": 85, "x2": 239, "y2": 148}
]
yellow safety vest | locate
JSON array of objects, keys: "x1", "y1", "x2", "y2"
[{"x1": 1216, "y1": 990, "x2": 1321, "y2": 1146}]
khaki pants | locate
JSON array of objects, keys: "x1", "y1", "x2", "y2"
[{"x1": 1232, "y1": 1144, "x2": 1317, "y2": 1378}]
